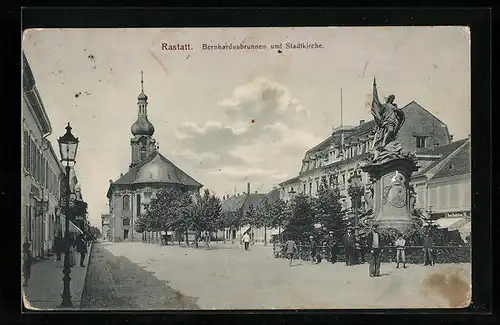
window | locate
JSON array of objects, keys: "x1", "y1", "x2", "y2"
[
  {"x1": 416, "y1": 136, "x2": 427, "y2": 149},
  {"x1": 140, "y1": 147, "x2": 147, "y2": 160},
  {"x1": 123, "y1": 218, "x2": 130, "y2": 226},
  {"x1": 136, "y1": 194, "x2": 141, "y2": 216},
  {"x1": 23, "y1": 130, "x2": 29, "y2": 170},
  {"x1": 123, "y1": 195, "x2": 130, "y2": 211},
  {"x1": 303, "y1": 184, "x2": 306, "y2": 194},
  {"x1": 309, "y1": 183, "x2": 312, "y2": 196}
]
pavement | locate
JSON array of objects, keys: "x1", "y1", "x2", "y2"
[
  {"x1": 80, "y1": 242, "x2": 198, "y2": 310},
  {"x1": 22, "y1": 243, "x2": 92, "y2": 310},
  {"x1": 96, "y1": 241, "x2": 471, "y2": 310}
]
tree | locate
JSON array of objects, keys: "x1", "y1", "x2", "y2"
[
  {"x1": 314, "y1": 178, "x2": 345, "y2": 241},
  {"x1": 287, "y1": 193, "x2": 315, "y2": 242},
  {"x1": 222, "y1": 210, "x2": 244, "y2": 244},
  {"x1": 89, "y1": 226, "x2": 101, "y2": 239},
  {"x1": 255, "y1": 197, "x2": 274, "y2": 246},
  {"x1": 242, "y1": 204, "x2": 258, "y2": 243},
  {"x1": 191, "y1": 190, "x2": 223, "y2": 248},
  {"x1": 268, "y1": 198, "x2": 291, "y2": 243}
]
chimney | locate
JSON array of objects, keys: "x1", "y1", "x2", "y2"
[
  {"x1": 109, "y1": 179, "x2": 113, "y2": 184},
  {"x1": 255, "y1": 191, "x2": 258, "y2": 194},
  {"x1": 449, "y1": 134, "x2": 454, "y2": 142},
  {"x1": 247, "y1": 182, "x2": 250, "y2": 195},
  {"x1": 468, "y1": 133, "x2": 471, "y2": 139},
  {"x1": 120, "y1": 173, "x2": 123, "y2": 177},
  {"x1": 359, "y1": 119, "x2": 365, "y2": 125}
]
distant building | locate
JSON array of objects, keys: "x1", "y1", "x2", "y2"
[
  {"x1": 101, "y1": 213, "x2": 110, "y2": 241},
  {"x1": 411, "y1": 137, "x2": 471, "y2": 238},
  {"x1": 219, "y1": 183, "x2": 279, "y2": 244},
  {"x1": 106, "y1": 72, "x2": 203, "y2": 242},
  {"x1": 279, "y1": 101, "x2": 452, "y2": 218}
]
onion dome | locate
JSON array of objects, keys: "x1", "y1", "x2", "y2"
[
  {"x1": 131, "y1": 117, "x2": 155, "y2": 136},
  {"x1": 138, "y1": 91, "x2": 148, "y2": 101}
]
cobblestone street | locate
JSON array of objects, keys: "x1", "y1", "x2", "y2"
[
  {"x1": 84, "y1": 242, "x2": 471, "y2": 310},
  {"x1": 80, "y1": 243, "x2": 199, "y2": 310}
]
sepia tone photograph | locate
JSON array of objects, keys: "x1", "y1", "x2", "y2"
[{"x1": 21, "y1": 26, "x2": 471, "y2": 310}]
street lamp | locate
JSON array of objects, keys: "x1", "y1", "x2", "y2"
[
  {"x1": 347, "y1": 169, "x2": 363, "y2": 237},
  {"x1": 57, "y1": 122, "x2": 79, "y2": 308}
]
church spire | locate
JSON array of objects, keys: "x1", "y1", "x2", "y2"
[{"x1": 131, "y1": 70, "x2": 154, "y2": 136}]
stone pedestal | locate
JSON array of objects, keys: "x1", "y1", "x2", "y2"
[{"x1": 362, "y1": 157, "x2": 418, "y2": 234}]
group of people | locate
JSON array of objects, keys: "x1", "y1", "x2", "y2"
[
  {"x1": 281, "y1": 224, "x2": 436, "y2": 277},
  {"x1": 22, "y1": 233, "x2": 89, "y2": 288}
]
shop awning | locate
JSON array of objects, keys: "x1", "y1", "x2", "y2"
[
  {"x1": 69, "y1": 221, "x2": 83, "y2": 234},
  {"x1": 270, "y1": 229, "x2": 280, "y2": 236},
  {"x1": 435, "y1": 217, "x2": 464, "y2": 230}
]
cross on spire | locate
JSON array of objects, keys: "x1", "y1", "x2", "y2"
[{"x1": 141, "y1": 70, "x2": 144, "y2": 93}]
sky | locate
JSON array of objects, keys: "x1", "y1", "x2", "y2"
[{"x1": 22, "y1": 26, "x2": 471, "y2": 227}]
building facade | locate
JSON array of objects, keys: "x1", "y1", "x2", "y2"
[
  {"x1": 22, "y1": 52, "x2": 65, "y2": 259},
  {"x1": 106, "y1": 73, "x2": 203, "y2": 242},
  {"x1": 410, "y1": 138, "x2": 471, "y2": 238},
  {"x1": 279, "y1": 101, "x2": 452, "y2": 216}
]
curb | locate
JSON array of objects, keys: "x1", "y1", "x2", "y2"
[{"x1": 77, "y1": 241, "x2": 93, "y2": 309}]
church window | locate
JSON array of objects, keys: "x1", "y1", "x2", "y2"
[
  {"x1": 140, "y1": 147, "x2": 147, "y2": 160},
  {"x1": 123, "y1": 195, "x2": 130, "y2": 211},
  {"x1": 137, "y1": 194, "x2": 141, "y2": 216},
  {"x1": 416, "y1": 136, "x2": 427, "y2": 149}
]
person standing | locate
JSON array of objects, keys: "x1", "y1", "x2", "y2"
[
  {"x1": 354, "y1": 236, "x2": 363, "y2": 264},
  {"x1": 309, "y1": 235, "x2": 319, "y2": 264},
  {"x1": 395, "y1": 233, "x2": 406, "y2": 269},
  {"x1": 343, "y1": 228, "x2": 355, "y2": 266},
  {"x1": 54, "y1": 235, "x2": 62, "y2": 261},
  {"x1": 22, "y1": 239, "x2": 33, "y2": 287},
  {"x1": 285, "y1": 236, "x2": 297, "y2": 266},
  {"x1": 327, "y1": 231, "x2": 338, "y2": 264},
  {"x1": 76, "y1": 234, "x2": 88, "y2": 267},
  {"x1": 242, "y1": 232, "x2": 251, "y2": 251},
  {"x1": 423, "y1": 232, "x2": 434, "y2": 266},
  {"x1": 367, "y1": 224, "x2": 383, "y2": 277}
]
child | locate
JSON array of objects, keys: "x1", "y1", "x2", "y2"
[{"x1": 395, "y1": 233, "x2": 406, "y2": 268}]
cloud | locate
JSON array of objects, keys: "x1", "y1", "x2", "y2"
[{"x1": 172, "y1": 77, "x2": 321, "y2": 188}]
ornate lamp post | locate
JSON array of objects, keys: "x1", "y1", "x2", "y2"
[
  {"x1": 347, "y1": 169, "x2": 364, "y2": 237},
  {"x1": 57, "y1": 123, "x2": 79, "y2": 308}
]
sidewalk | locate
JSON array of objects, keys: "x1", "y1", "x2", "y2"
[{"x1": 22, "y1": 243, "x2": 92, "y2": 310}]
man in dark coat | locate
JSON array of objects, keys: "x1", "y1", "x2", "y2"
[
  {"x1": 423, "y1": 232, "x2": 434, "y2": 266},
  {"x1": 327, "y1": 231, "x2": 338, "y2": 264},
  {"x1": 366, "y1": 224, "x2": 383, "y2": 277},
  {"x1": 22, "y1": 239, "x2": 33, "y2": 287},
  {"x1": 343, "y1": 228, "x2": 356, "y2": 266},
  {"x1": 76, "y1": 234, "x2": 88, "y2": 267}
]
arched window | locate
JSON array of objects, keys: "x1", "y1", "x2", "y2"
[
  {"x1": 123, "y1": 218, "x2": 130, "y2": 226},
  {"x1": 140, "y1": 147, "x2": 147, "y2": 160},
  {"x1": 136, "y1": 194, "x2": 141, "y2": 216},
  {"x1": 123, "y1": 195, "x2": 130, "y2": 211}
]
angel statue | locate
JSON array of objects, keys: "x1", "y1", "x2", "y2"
[{"x1": 370, "y1": 78, "x2": 406, "y2": 162}]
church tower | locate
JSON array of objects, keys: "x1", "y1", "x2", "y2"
[{"x1": 130, "y1": 71, "x2": 157, "y2": 169}]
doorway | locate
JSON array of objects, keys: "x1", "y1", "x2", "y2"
[{"x1": 124, "y1": 229, "x2": 129, "y2": 240}]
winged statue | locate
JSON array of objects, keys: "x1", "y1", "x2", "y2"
[{"x1": 369, "y1": 78, "x2": 406, "y2": 161}]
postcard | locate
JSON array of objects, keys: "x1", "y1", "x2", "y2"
[{"x1": 22, "y1": 26, "x2": 471, "y2": 310}]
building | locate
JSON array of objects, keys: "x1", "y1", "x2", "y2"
[
  {"x1": 101, "y1": 213, "x2": 110, "y2": 241},
  {"x1": 106, "y1": 72, "x2": 203, "y2": 242},
  {"x1": 22, "y1": 52, "x2": 65, "y2": 259},
  {"x1": 219, "y1": 183, "x2": 280, "y2": 244},
  {"x1": 279, "y1": 101, "x2": 452, "y2": 217},
  {"x1": 411, "y1": 137, "x2": 471, "y2": 239}
]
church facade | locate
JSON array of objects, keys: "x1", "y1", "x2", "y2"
[{"x1": 105, "y1": 73, "x2": 203, "y2": 242}]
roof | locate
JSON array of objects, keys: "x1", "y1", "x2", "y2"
[
  {"x1": 221, "y1": 194, "x2": 247, "y2": 213},
  {"x1": 413, "y1": 139, "x2": 469, "y2": 176},
  {"x1": 433, "y1": 140, "x2": 470, "y2": 180},
  {"x1": 263, "y1": 188, "x2": 280, "y2": 204},
  {"x1": 108, "y1": 151, "x2": 202, "y2": 196},
  {"x1": 279, "y1": 175, "x2": 300, "y2": 186},
  {"x1": 242, "y1": 193, "x2": 266, "y2": 212}
]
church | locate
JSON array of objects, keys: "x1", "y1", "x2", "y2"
[{"x1": 106, "y1": 72, "x2": 203, "y2": 242}]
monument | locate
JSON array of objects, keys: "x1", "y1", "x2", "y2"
[{"x1": 359, "y1": 78, "x2": 419, "y2": 234}]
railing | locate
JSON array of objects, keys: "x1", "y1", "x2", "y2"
[{"x1": 273, "y1": 244, "x2": 471, "y2": 264}]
